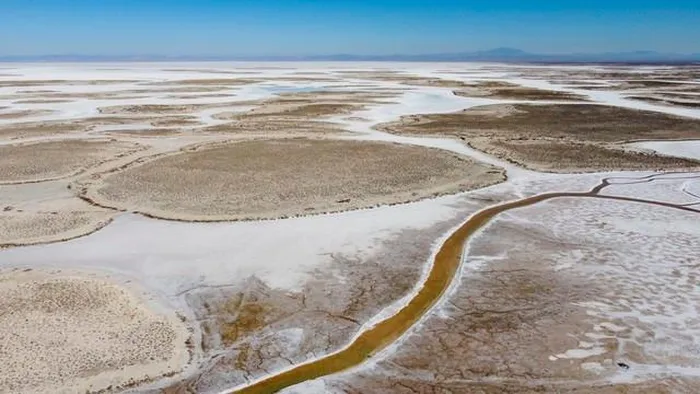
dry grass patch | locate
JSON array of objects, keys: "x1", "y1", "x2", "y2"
[
  {"x1": 97, "y1": 101, "x2": 250, "y2": 116},
  {"x1": 144, "y1": 78, "x2": 261, "y2": 86},
  {"x1": 337, "y1": 72, "x2": 474, "y2": 88},
  {"x1": 0, "y1": 120, "x2": 88, "y2": 140},
  {"x1": 626, "y1": 95, "x2": 700, "y2": 109},
  {"x1": 379, "y1": 103, "x2": 700, "y2": 172},
  {"x1": 12, "y1": 91, "x2": 146, "y2": 101},
  {"x1": 0, "y1": 210, "x2": 113, "y2": 247},
  {"x1": 217, "y1": 90, "x2": 400, "y2": 124},
  {"x1": 0, "y1": 139, "x2": 143, "y2": 183},
  {"x1": 84, "y1": 139, "x2": 504, "y2": 221},
  {"x1": 275, "y1": 90, "x2": 401, "y2": 101},
  {"x1": 228, "y1": 102, "x2": 362, "y2": 120},
  {"x1": 256, "y1": 76, "x2": 340, "y2": 82},
  {"x1": 107, "y1": 128, "x2": 182, "y2": 137},
  {"x1": 379, "y1": 103, "x2": 700, "y2": 142},
  {"x1": 202, "y1": 119, "x2": 347, "y2": 137},
  {"x1": 12, "y1": 98, "x2": 74, "y2": 104},
  {"x1": 13, "y1": 87, "x2": 237, "y2": 101},
  {"x1": 572, "y1": 79, "x2": 700, "y2": 92},
  {"x1": 150, "y1": 117, "x2": 203, "y2": 128},
  {"x1": 454, "y1": 81, "x2": 589, "y2": 101},
  {"x1": 470, "y1": 139, "x2": 700, "y2": 173},
  {"x1": 164, "y1": 93, "x2": 238, "y2": 99},
  {"x1": 0, "y1": 269, "x2": 189, "y2": 394},
  {"x1": 84, "y1": 114, "x2": 203, "y2": 128},
  {"x1": 208, "y1": 90, "x2": 402, "y2": 136},
  {"x1": 0, "y1": 79, "x2": 137, "y2": 87},
  {"x1": 0, "y1": 109, "x2": 53, "y2": 120},
  {"x1": 160, "y1": 68, "x2": 261, "y2": 75}
]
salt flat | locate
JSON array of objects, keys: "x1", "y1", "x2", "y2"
[{"x1": 0, "y1": 62, "x2": 699, "y2": 394}]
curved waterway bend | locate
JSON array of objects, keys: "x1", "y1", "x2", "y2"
[{"x1": 228, "y1": 176, "x2": 700, "y2": 394}]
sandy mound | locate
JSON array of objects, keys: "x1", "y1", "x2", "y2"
[
  {"x1": 0, "y1": 269, "x2": 189, "y2": 394},
  {"x1": 83, "y1": 139, "x2": 504, "y2": 221}
]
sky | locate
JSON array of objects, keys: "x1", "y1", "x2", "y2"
[{"x1": 1, "y1": 0, "x2": 699, "y2": 56}]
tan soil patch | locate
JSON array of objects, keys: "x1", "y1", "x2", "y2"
[
  {"x1": 0, "y1": 109, "x2": 53, "y2": 120},
  {"x1": 84, "y1": 139, "x2": 504, "y2": 221},
  {"x1": 106, "y1": 128, "x2": 182, "y2": 137},
  {"x1": 0, "y1": 139, "x2": 144, "y2": 183},
  {"x1": 164, "y1": 93, "x2": 238, "y2": 100},
  {"x1": 0, "y1": 80, "x2": 138, "y2": 88},
  {"x1": 378, "y1": 103, "x2": 700, "y2": 142},
  {"x1": 0, "y1": 269, "x2": 189, "y2": 394},
  {"x1": 97, "y1": 101, "x2": 250, "y2": 116},
  {"x1": 11, "y1": 88, "x2": 236, "y2": 101},
  {"x1": 652, "y1": 91, "x2": 700, "y2": 100},
  {"x1": 207, "y1": 90, "x2": 402, "y2": 136},
  {"x1": 214, "y1": 90, "x2": 400, "y2": 124},
  {"x1": 573, "y1": 79, "x2": 700, "y2": 92},
  {"x1": 256, "y1": 76, "x2": 340, "y2": 82},
  {"x1": 144, "y1": 78, "x2": 261, "y2": 86},
  {"x1": 149, "y1": 117, "x2": 203, "y2": 128},
  {"x1": 337, "y1": 72, "x2": 474, "y2": 88},
  {"x1": 0, "y1": 120, "x2": 89, "y2": 140},
  {"x1": 160, "y1": 68, "x2": 261, "y2": 75},
  {"x1": 226, "y1": 102, "x2": 362, "y2": 119},
  {"x1": 626, "y1": 95, "x2": 700, "y2": 109},
  {"x1": 98, "y1": 104, "x2": 202, "y2": 115},
  {"x1": 506, "y1": 66, "x2": 700, "y2": 83},
  {"x1": 132, "y1": 86, "x2": 239, "y2": 93},
  {"x1": 15, "y1": 91, "x2": 146, "y2": 101},
  {"x1": 83, "y1": 115, "x2": 203, "y2": 128},
  {"x1": 454, "y1": 81, "x2": 589, "y2": 101},
  {"x1": 470, "y1": 138, "x2": 700, "y2": 173},
  {"x1": 379, "y1": 103, "x2": 700, "y2": 172},
  {"x1": 12, "y1": 99, "x2": 75, "y2": 104},
  {"x1": 0, "y1": 210, "x2": 114, "y2": 247},
  {"x1": 276, "y1": 90, "x2": 402, "y2": 100},
  {"x1": 202, "y1": 120, "x2": 348, "y2": 137}
]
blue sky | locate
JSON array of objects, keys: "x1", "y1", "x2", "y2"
[{"x1": 1, "y1": 0, "x2": 699, "y2": 55}]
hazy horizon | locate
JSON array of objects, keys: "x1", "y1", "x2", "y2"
[{"x1": 2, "y1": 0, "x2": 700, "y2": 57}]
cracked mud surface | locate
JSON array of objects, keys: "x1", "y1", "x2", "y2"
[
  {"x1": 314, "y1": 180, "x2": 700, "y2": 393},
  {"x1": 163, "y1": 201, "x2": 486, "y2": 393}
]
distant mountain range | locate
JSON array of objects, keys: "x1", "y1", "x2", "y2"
[{"x1": 2, "y1": 48, "x2": 700, "y2": 63}]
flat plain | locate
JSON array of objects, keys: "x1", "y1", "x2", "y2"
[{"x1": 0, "y1": 62, "x2": 699, "y2": 394}]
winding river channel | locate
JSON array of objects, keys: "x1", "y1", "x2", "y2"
[{"x1": 229, "y1": 174, "x2": 700, "y2": 393}]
